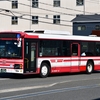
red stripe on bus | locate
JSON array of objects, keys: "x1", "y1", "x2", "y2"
[
  {"x1": 57, "y1": 59, "x2": 63, "y2": 62},
  {"x1": 80, "y1": 66, "x2": 86, "y2": 71},
  {"x1": 63, "y1": 60, "x2": 69, "y2": 62},
  {"x1": 25, "y1": 35, "x2": 39, "y2": 38},
  {"x1": 50, "y1": 59, "x2": 56, "y2": 62},
  {"x1": 94, "y1": 65, "x2": 100, "y2": 70}
]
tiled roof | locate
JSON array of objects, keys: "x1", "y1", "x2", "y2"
[{"x1": 71, "y1": 14, "x2": 100, "y2": 22}]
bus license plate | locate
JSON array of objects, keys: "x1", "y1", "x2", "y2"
[{"x1": 0, "y1": 69, "x2": 6, "y2": 73}]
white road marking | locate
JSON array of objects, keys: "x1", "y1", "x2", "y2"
[
  {"x1": 0, "y1": 84, "x2": 100, "y2": 100},
  {"x1": 0, "y1": 77, "x2": 100, "y2": 94},
  {"x1": 0, "y1": 78, "x2": 9, "y2": 80},
  {"x1": 0, "y1": 83, "x2": 57, "y2": 94}
]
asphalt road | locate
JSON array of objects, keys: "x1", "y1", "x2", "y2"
[{"x1": 0, "y1": 72, "x2": 100, "y2": 100}]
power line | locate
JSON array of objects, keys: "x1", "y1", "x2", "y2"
[
  {"x1": 2, "y1": 6, "x2": 100, "y2": 25},
  {"x1": 0, "y1": 7, "x2": 100, "y2": 22},
  {"x1": 5, "y1": 0, "x2": 100, "y2": 21},
  {"x1": 14, "y1": 1, "x2": 77, "y2": 16},
  {"x1": 4, "y1": 0, "x2": 85, "y2": 16},
  {"x1": 0, "y1": 7, "x2": 100, "y2": 29},
  {"x1": 0, "y1": 0, "x2": 100, "y2": 23},
  {"x1": 0, "y1": 12, "x2": 72, "y2": 27},
  {"x1": 0, "y1": 8, "x2": 71, "y2": 23},
  {"x1": 39, "y1": 2, "x2": 84, "y2": 13},
  {"x1": 0, "y1": 1, "x2": 99, "y2": 29},
  {"x1": 39, "y1": 1, "x2": 94, "y2": 14},
  {"x1": 39, "y1": 16, "x2": 70, "y2": 22},
  {"x1": 0, "y1": 11, "x2": 97, "y2": 29},
  {"x1": 6, "y1": 0, "x2": 98, "y2": 14}
]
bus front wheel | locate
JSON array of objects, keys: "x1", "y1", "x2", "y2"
[
  {"x1": 40, "y1": 63, "x2": 50, "y2": 78},
  {"x1": 86, "y1": 61, "x2": 93, "y2": 74}
]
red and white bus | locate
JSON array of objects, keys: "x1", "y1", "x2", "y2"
[{"x1": 0, "y1": 30, "x2": 100, "y2": 78}]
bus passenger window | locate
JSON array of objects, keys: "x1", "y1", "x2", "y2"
[{"x1": 72, "y1": 44, "x2": 78, "y2": 56}]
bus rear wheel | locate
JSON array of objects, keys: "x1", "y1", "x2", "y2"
[
  {"x1": 40, "y1": 63, "x2": 50, "y2": 78},
  {"x1": 86, "y1": 61, "x2": 93, "y2": 74}
]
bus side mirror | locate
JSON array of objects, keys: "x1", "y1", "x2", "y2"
[{"x1": 17, "y1": 38, "x2": 21, "y2": 47}]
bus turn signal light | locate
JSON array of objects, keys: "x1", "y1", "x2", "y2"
[{"x1": 14, "y1": 64, "x2": 22, "y2": 69}]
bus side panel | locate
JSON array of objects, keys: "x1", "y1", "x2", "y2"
[
  {"x1": 94, "y1": 65, "x2": 100, "y2": 70},
  {"x1": 79, "y1": 57, "x2": 87, "y2": 72},
  {"x1": 80, "y1": 57, "x2": 100, "y2": 71},
  {"x1": 37, "y1": 57, "x2": 100, "y2": 75},
  {"x1": 79, "y1": 65, "x2": 86, "y2": 71},
  {"x1": 50, "y1": 58, "x2": 71, "y2": 73},
  {"x1": 94, "y1": 58, "x2": 100, "y2": 70},
  {"x1": 51, "y1": 66, "x2": 71, "y2": 73},
  {"x1": 37, "y1": 57, "x2": 71, "y2": 74}
]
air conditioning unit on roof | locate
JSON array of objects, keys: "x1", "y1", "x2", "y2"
[{"x1": 34, "y1": 30, "x2": 71, "y2": 35}]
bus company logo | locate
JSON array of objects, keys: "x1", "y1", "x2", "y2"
[{"x1": 2, "y1": 60, "x2": 6, "y2": 64}]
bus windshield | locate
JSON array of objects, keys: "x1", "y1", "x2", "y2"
[{"x1": 0, "y1": 40, "x2": 22, "y2": 58}]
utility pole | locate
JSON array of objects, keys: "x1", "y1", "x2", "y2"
[
  {"x1": 84, "y1": 0, "x2": 85, "y2": 15},
  {"x1": 29, "y1": 0, "x2": 32, "y2": 30}
]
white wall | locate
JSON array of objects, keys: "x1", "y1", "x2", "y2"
[{"x1": 0, "y1": 0, "x2": 100, "y2": 34}]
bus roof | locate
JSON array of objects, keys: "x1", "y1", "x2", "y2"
[
  {"x1": 0, "y1": 30, "x2": 100, "y2": 41},
  {"x1": 34, "y1": 30, "x2": 71, "y2": 35},
  {"x1": 24, "y1": 30, "x2": 100, "y2": 42}
]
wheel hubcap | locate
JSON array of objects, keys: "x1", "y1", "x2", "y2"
[
  {"x1": 87, "y1": 64, "x2": 92, "y2": 72},
  {"x1": 41, "y1": 66, "x2": 48, "y2": 76}
]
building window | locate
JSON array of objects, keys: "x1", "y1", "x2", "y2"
[
  {"x1": 12, "y1": 16, "x2": 18, "y2": 25},
  {"x1": 32, "y1": 16, "x2": 38, "y2": 24},
  {"x1": 53, "y1": 15, "x2": 60, "y2": 24},
  {"x1": 32, "y1": 0, "x2": 38, "y2": 8},
  {"x1": 76, "y1": 0, "x2": 84, "y2": 6},
  {"x1": 46, "y1": 15, "x2": 48, "y2": 18},
  {"x1": 95, "y1": 25, "x2": 100, "y2": 30},
  {"x1": 53, "y1": 0, "x2": 60, "y2": 7},
  {"x1": 77, "y1": 25, "x2": 86, "y2": 31},
  {"x1": 12, "y1": 0, "x2": 18, "y2": 9}
]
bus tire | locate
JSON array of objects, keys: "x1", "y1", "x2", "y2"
[
  {"x1": 86, "y1": 61, "x2": 93, "y2": 74},
  {"x1": 40, "y1": 63, "x2": 50, "y2": 78}
]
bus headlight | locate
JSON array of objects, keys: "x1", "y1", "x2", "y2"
[{"x1": 14, "y1": 64, "x2": 22, "y2": 69}]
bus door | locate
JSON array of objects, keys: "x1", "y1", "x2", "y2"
[
  {"x1": 71, "y1": 43, "x2": 80, "y2": 72},
  {"x1": 24, "y1": 40, "x2": 37, "y2": 73}
]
